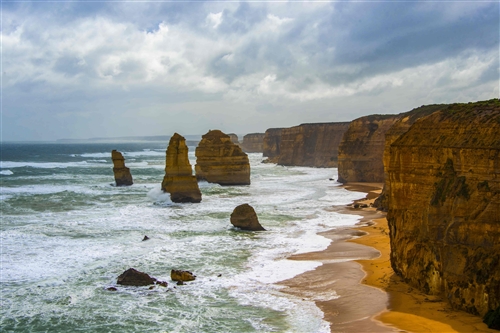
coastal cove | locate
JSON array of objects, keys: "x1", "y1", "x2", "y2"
[{"x1": 282, "y1": 182, "x2": 496, "y2": 332}]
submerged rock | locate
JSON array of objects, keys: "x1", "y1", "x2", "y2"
[
  {"x1": 171, "y1": 270, "x2": 196, "y2": 282},
  {"x1": 117, "y1": 268, "x2": 157, "y2": 286},
  {"x1": 111, "y1": 150, "x2": 133, "y2": 186},
  {"x1": 230, "y1": 204, "x2": 265, "y2": 231},
  {"x1": 195, "y1": 130, "x2": 250, "y2": 185},
  {"x1": 161, "y1": 133, "x2": 202, "y2": 203}
]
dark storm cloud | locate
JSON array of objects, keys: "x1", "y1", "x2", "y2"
[{"x1": 2, "y1": 1, "x2": 498, "y2": 141}]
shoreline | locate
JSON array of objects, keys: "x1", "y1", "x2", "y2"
[{"x1": 280, "y1": 182, "x2": 495, "y2": 333}]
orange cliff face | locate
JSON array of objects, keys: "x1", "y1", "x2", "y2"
[
  {"x1": 337, "y1": 114, "x2": 400, "y2": 183},
  {"x1": 374, "y1": 104, "x2": 449, "y2": 210},
  {"x1": 262, "y1": 128, "x2": 284, "y2": 163},
  {"x1": 161, "y1": 133, "x2": 202, "y2": 203},
  {"x1": 277, "y1": 123, "x2": 349, "y2": 167},
  {"x1": 386, "y1": 99, "x2": 500, "y2": 318},
  {"x1": 111, "y1": 150, "x2": 133, "y2": 186},
  {"x1": 241, "y1": 133, "x2": 265, "y2": 153},
  {"x1": 195, "y1": 130, "x2": 250, "y2": 186}
]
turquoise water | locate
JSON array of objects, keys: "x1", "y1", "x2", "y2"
[{"x1": 0, "y1": 142, "x2": 365, "y2": 332}]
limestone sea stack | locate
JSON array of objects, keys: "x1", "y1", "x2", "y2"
[
  {"x1": 262, "y1": 128, "x2": 284, "y2": 163},
  {"x1": 195, "y1": 130, "x2": 250, "y2": 186},
  {"x1": 386, "y1": 99, "x2": 500, "y2": 319},
  {"x1": 241, "y1": 133, "x2": 265, "y2": 153},
  {"x1": 277, "y1": 123, "x2": 349, "y2": 167},
  {"x1": 161, "y1": 133, "x2": 202, "y2": 203},
  {"x1": 111, "y1": 150, "x2": 133, "y2": 186},
  {"x1": 230, "y1": 204, "x2": 265, "y2": 231},
  {"x1": 227, "y1": 133, "x2": 240, "y2": 145}
]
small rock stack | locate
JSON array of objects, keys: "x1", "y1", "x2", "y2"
[{"x1": 111, "y1": 150, "x2": 133, "y2": 186}]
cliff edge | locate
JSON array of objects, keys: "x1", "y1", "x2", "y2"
[
  {"x1": 386, "y1": 99, "x2": 500, "y2": 318},
  {"x1": 277, "y1": 123, "x2": 349, "y2": 167}
]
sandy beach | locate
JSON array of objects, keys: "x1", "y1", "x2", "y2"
[{"x1": 281, "y1": 183, "x2": 496, "y2": 333}]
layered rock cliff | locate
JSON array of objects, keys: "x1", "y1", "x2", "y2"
[
  {"x1": 374, "y1": 104, "x2": 449, "y2": 210},
  {"x1": 241, "y1": 133, "x2": 265, "y2": 153},
  {"x1": 337, "y1": 115, "x2": 400, "y2": 183},
  {"x1": 228, "y1": 133, "x2": 240, "y2": 145},
  {"x1": 386, "y1": 99, "x2": 500, "y2": 317},
  {"x1": 277, "y1": 123, "x2": 349, "y2": 167},
  {"x1": 195, "y1": 130, "x2": 250, "y2": 185},
  {"x1": 262, "y1": 128, "x2": 284, "y2": 163},
  {"x1": 111, "y1": 150, "x2": 133, "y2": 186},
  {"x1": 161, "y1": 133, "x2": 202, "y2": 203}
]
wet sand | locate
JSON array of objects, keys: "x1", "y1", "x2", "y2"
[{"x1": 280, "y1": 182, "x2": 495, "y2": 333}]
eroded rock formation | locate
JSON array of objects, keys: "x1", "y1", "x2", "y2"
[
  {"x1": 117, "y1": 268, "x2": 165, "y2": 286},
  {"x1": 374, "y1": 104, "x2": 448, "y2": 210},
  {"x1": 161, "y1": 133, "x2": 202, "y2": 203},
  {"x1": 230, "y1": 204, "x2": 265, "y2": 231},
  {"x1": 337, "y1": 115, "x2": 400, "y2": 183},
  {"x1": 228, "y1": 133, "x2": 240, "y2": 145},
  {"x1": 277, "y1": 123, "x2": 349, "y2": 167},
  {"x1": 262, "y1": 128, "x2": 284, "y2": 163},
  {"x1": 195, "y1": 130, "x2": 250, "y2": 185},
  {"x1": 171, "y1": 269, "x2": 196, "y2": 282},
  {"x1": 386, "y1": 99, "x2": 500, "y2": 318},
  {"x1": 111, "y1": 150, "x2": 133, "y2": 186},
  {"x1": 241, "y1": 133, "x2": 265, "y2": 153}
]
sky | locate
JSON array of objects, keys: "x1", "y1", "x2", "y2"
[{"x1": 2, "y1": 0, "x2": 499, "y2": 141}]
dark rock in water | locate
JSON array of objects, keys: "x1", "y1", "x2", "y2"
[
  {"x1": 484, "y1": 307, "x2": 500, "y2": 329},
  {"x1": 176, "y1": 281, "x2": 184, "y2": 286},
  {"x1": 111, "y1": 150, "x2": 133, "y2": 186},
  {"x1": 157, "y1": 281, "x2": 168, "y2": 287},
  {"x1": 171, "y1": 269, "x2": 196, "y2": 282},
  {"x1": 230, "y1": 204, "x2": 265, "y2": 231},
  {"x1": 117, "y1": 268, "x2": 157, "y2": 286},
  {"x1": 107, "y1": 287, "x2": 117, "y2": 291},
  {"x1": 142, "y1": 235, "x2": 150, "y2": 241}
]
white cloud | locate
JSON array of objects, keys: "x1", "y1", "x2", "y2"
[{"x1": 206, "y1": 12, "x2": 223, "y2": 29}]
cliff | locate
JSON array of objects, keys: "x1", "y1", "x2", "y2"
[
  {"x1": 277, "y1": 123, "x2": 350, "y2": 167},
  {"x1": 161, "y1": 133, "x2": 202, "y2": 203},
  {"x1": 386, "y1": 99, "x2": 500, "y2": 318},
  {"x1": 227, "y1": 133, "x2": 240, "y2": 145},
  {"x1": 337, "y1": 114, "x2": 400, "y2": 183},
  {"x1": 111, "y1": 150, "x2": 133, "y2": 186},
  {"x1": 195, "y1": 130, "x2": 250, "y2": 185},
  {"x1": 374, "y1": 104, "x2": 449, "y2": 210},
  {"x1": 262, "y1": 128, "x2": 284, "y2": 163},
  {"x1": 241, "y1": 133, "x2": 265, "y2": 153}
]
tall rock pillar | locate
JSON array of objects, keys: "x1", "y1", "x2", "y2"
[{"x1": 162, "y1": 133, "x2": 202, "y2": 203}]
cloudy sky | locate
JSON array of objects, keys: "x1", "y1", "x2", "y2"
[{"x1": 3, "y1": 1, "x2": 499, "y2": 141}]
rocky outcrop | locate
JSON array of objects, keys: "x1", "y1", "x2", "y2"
[
  {"x1": 111, "y1": 150, "x2": 133, "y2": 186},
  {"x1": 195, "y1": 130, "x2": 250, "y2": 186},
  {"x1": 262, "y1": 128, "x2": 284, "y2": 163},
  {"x1": 227, "y1": 133, "x2": 240, "y2": 145},
  {"x1": 161, "y1": 133, "x2": 202, "y2": 203},
  {"x1": 374, "y1": 104, "x2": 449, "y2": 210},
  {"x1": 230, "y1": 204, "x2": 265, "y2": 231},
  {"x1": 241, "y1": 133, "x2": 265, "y2": 153},
  {"x1": 171, "y1": 270, "x2": 196, "y2": 282},
  {"x1": 117, "y1": 268, "x2": 167, "y2": 286},
  {"x1": 337, "y1": 115, "x2": 400, "y2": 183},
  {"x1": 386, "y1": 99, "x2": 500, "y2": 318},
  {"x1": 277, "y1": 123, "x2": 350, "y2": 167}
]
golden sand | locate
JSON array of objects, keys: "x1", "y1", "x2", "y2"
[{"x1": 281, "y1": 183, "x2": 495, "y2": 333}]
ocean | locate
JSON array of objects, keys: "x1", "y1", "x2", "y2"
[{"x1": 0, "y1": 142, "x2": 366, "y2": 333}]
